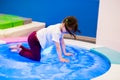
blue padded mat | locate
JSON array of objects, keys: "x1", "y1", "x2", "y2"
[
  {"x1": 91, "y1": 47, "x2": 120, "y2": 64},
  {"x1": 0, "y1": 42, "x2": 111, "y2": 80}
]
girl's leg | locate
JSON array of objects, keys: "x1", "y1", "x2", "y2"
[{"x1": 19, "y1": 31, "x2": 41, "y2": 61}]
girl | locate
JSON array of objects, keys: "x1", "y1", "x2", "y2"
[{"x1": 10, "y1": 16, "x2": 80, "y2": 62}]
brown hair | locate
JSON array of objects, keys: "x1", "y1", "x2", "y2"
[{"x1": 62, "y1": 16, "x2": 81, "y2": 39}]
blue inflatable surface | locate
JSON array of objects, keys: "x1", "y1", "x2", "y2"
[{"x1": 0, "y1": 42, "x2": 110, "y2": 80}]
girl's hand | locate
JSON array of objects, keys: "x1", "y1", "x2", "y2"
[
  {"x1": 60, "y1": 58, "x2": 69, "y2": 62},
  {"x1": 64, "y1": 53, "x2": 73, "y2": 56}
]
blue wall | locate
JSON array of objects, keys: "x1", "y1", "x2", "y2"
[{"x1": 0, "y1": 0, "x2": 99, "y2": 38}]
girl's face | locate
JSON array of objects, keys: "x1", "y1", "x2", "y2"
[{"x1": 61, "y1": 23, "x2": 73, "y2": 34}]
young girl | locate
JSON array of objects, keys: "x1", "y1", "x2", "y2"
[{"x1": 10, "y1": 16, "x2": 80, "y2": 62}]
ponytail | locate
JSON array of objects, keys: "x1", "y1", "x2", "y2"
[{"x1": 62, "y1": 16, "x2": 81, "y2": 39}]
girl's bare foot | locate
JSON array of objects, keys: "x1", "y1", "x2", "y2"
[{"x1": 9, "y1": 43, "x2": 22, "y2": 52}]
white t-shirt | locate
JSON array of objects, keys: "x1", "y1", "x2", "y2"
[{"x1": 36, "y1": 23, "x2": 63, "y2": 49}]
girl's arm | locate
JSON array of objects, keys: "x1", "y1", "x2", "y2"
[
  {"x1": 55, "y1": 41, "x2": 69, "y2": 62},
  {"x1": 61, "y1": 38, "x2": 73, "y2": 56}
]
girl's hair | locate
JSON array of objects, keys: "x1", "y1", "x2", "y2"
[{"x1": 62, "y1": 16, "x2": 81, "y2": 39}]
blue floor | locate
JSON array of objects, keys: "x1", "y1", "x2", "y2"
[{"x1": 0, "y1": 42, "x2": 111, "y2": 80}]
